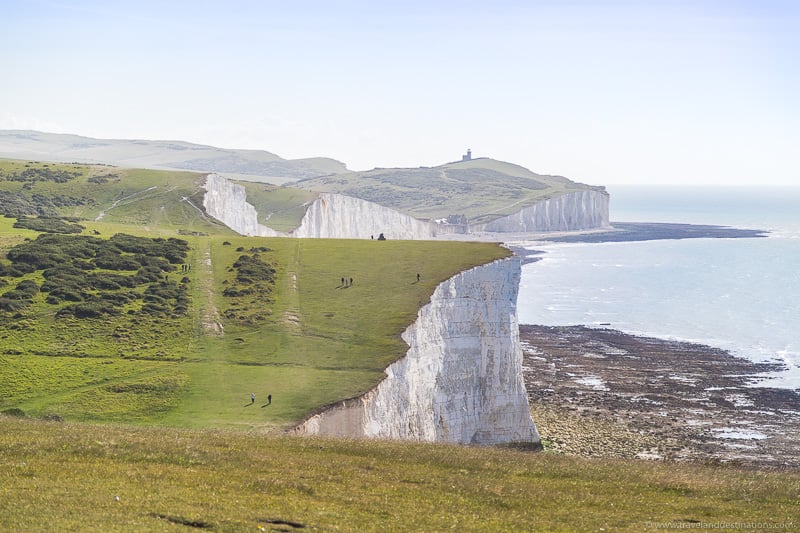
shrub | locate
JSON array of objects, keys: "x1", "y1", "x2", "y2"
[
  {"x1": 13, "y1": 216, "x2": 84, "y2": 234},
  {"x1": 0, "y1": 298, "x2": 31, "y2": 312},
  {"x1": 16, "y1": 279, "x2": 39, "y2": 292},
  {"x1": 232, "y1": 254, "x2": 276, "y2": 283},
  {"x1": 2, "y1": 280, "x2": 39, "y2": 300},
  {"x1": 94, "y1": 252, "x2": 141, "y2": 271},
  {"x1": 99, "y1": 292, "x2": 137, "y2": 306},
  {"x1": 223, "y1": 286, "x2": 254, "y2": 297},
  {"x1": 57, "y1": 302, "x2": 120, "y2": 319},
  {"x1": 88, "y1": 273, "x2": 137, "y2": 290}
]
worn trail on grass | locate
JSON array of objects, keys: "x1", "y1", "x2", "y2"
[{"x1": 198, "y1": 240, "x2": 223, "y2": 337}]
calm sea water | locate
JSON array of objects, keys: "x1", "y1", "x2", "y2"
[{"x1": 517, "y1": 186, "x2": 800, "y2": 389}]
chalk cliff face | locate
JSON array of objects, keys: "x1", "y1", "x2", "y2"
[
  {"x1": 203, "y1": 174, "x2": 609, "y2": 239},
  {"x1": 202, "y1": 175, "x2": 435, "y2": 239},
  {"x1": 476, "y1": 190, "x2": 610, "y2": 233},
  {"x1": 202, "y1": 173, "x2": 280, "y2": 237},
  {"x1": 291, "y1": 193, "x2": 436, "y2": 240},
  {"x1": 297, "y1": 257, "x2": 540, "y2": 445}
]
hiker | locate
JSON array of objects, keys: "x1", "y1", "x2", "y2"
[
  {"x1": 268, "y1": 394, "x2": 272, "y2": 405},
  {"x1": 349, "y1": 277, "x2": 353, "y2": 286},
  {"x1": 416, "y1": 273, "x2": 420, "y2": 282},
  {"x1": 250, "y1": 392, "x2": 255, "y2": 404},
  {"x1": 341, "y1": 276, "x2": 344, "y2": 286}
]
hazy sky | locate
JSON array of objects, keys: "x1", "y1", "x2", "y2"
[{"x1": 1, "y1": 0, "x2": 797, "y2": 185}]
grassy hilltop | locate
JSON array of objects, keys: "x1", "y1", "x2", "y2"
[
  {"x1": 0, "y1": 130, "x2": 348, "y2": 183},
  {"x1": 0, "y1": 158, "x2": 507, "y2": 429},
  {"x1": 1, "y1": 132, "x2": 608, "y2": 232},
  {"x1": 291, "y1": 157, "x2": 604, "y2": 225},
  {"x1": 2, "y1": 158, "x2": 798, "y2": 531}
]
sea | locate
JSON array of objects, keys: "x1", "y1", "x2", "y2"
[{"x1": 517, "y1": 186, "x2": 800, "y2": 389}]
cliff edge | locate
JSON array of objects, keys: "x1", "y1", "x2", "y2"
[{"x1": 296, "y1": 256, "x2": 540, "y2": 445}]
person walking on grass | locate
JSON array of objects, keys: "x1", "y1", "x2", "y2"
[{"x1": 250, "y1": 392, "x2": 255, "y2": 405}]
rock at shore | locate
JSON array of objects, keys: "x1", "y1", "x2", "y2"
[{"x1": 520, "y1": 325, "x2": 800, "y2": 469}]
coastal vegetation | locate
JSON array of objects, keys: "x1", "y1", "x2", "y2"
[
  {"x1": 1, "y1": 157, "x2": 798, "y2": 531},
  {"x1": 0, "y1": 159, "x2": 509, "y2": 428},
  {"x1": 291, "y1": 157, "x2": 604, "y2": 225},
  {"x1": 2, "y1": 415, "x2": 798, "y2": 531}
]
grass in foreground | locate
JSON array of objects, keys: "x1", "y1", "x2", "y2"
[{"x1": 1, "y1": 416, "x2": 798, "y2": 532}]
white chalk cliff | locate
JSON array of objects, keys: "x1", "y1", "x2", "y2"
[
  {"x1": 475, "y1": 190, "x2": 610, "y2": 233},
  {"x1": 291, "y1": 192, "x2": 436, "y2": 240},
  {"x1": 202, "y1": 174, "x2": 435, "y2": 239},
  {"x1": 296, "y1": 256, "x2": 540, "y2": 445},
  {"x1": 202, "y1": 174, "x2": 609, "y2": 239},
  {"x1": 202, "y1": 173, "x2": 280, "y2": 237}
]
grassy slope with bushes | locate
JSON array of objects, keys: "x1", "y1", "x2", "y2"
[
  {"x1": 0, "y1": 159, "x2": 509, "y2": 428},
  {"x1": 2, "y1": 158, "x2": 798, "y2": 532}
]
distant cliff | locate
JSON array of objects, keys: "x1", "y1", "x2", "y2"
[
  {"x1": 292, "y1": 193, "x2": 436, "y2": 240},
  {"x1": 296, "y1": 257, "x2": 540, "y2": 445},
  {"x1": 476, "y1": 190, "x2": 610, "y2": 233},
  {"x1": 203, "y1": 174, "x2": 610, "y2": 240},
  {"x1": 203, "y1": 174, "x2": 280, "y2": 236},
  {"x1": 203, "y1": 175, "x2": 435, "y2": 239}
]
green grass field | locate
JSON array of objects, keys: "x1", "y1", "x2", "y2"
[
  {"x1": 0, "y1": 162, "x2": 509, "y2": 429},
  {"x1": 2, "y1": 416, "x2": 798, "y2": 532},
  {"x1": 3, "y1": 158, "x2": 798, "y2": 532}
]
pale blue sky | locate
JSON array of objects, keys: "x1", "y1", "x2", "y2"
[{"x1": 1, "y1": 0, "x2": 797, "y2": 185}]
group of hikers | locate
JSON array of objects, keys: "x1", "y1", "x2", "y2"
[
  {"x1": 246, "y1": 270, "x2": 421, "y2": 408},
  {"x1": 249, "y1": 392, "x2": 271, "y2": 407}
]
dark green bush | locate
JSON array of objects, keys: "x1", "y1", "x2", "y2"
[
  {"x1": 232, "y1": 254, "x2": 276, "y2": 283},
  {"x1": 94, "y1": 252, "x2": 141, "y2": 271},
  {"x1": 0, "y1": 298, "x2": 31, "y2": 312},
  {"x1": 45, "y1": 287, "x2": 85, "y2": 304},
  {"x1": 57, "y1": 302, "x2": 120, "y2": 319},
  {"x1": 13, "y1": 216, "x2": 84, "y2": 234},
  {"x1": 2, "y1": 232, "x2": 191, "y2": 320},
  {"x1": 223, "y1": 286, "x2": 254, "y2": 297}
]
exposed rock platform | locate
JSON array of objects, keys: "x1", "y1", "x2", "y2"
[{"x1": 520, "y1": 325, "x2": 800, "y2": 470}]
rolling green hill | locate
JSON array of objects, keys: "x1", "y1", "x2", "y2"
[
  {"x1": 0, "y1": 158, "x2": 508, "y2": 429},
  {"x1": 2, "y1": 158, "x2": 797, "y2": 532},
  {"x1": 291, "y1": 157, "x2": 604, "y2": 225},
  {"x1": 1, "y1": 133, "x2": 606, "y2": 232},
  {"x1": 0, "y1": 130, "x2": 347, "y2": 183}
]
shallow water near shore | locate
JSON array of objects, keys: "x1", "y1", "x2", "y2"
[{"x1": 517, "y1": 186, "x2": 800, "y2": 389}]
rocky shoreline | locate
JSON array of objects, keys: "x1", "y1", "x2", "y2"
[{"x1": 520, "y1": 325, "x2": 800, "y2": 470}]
